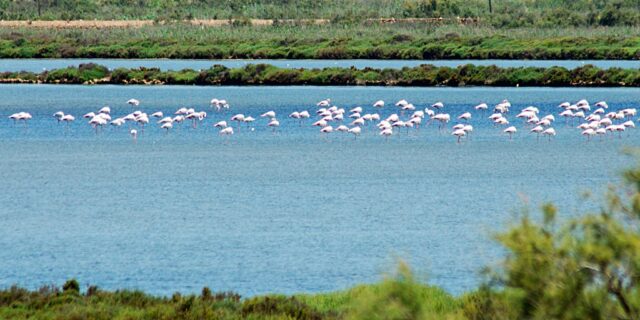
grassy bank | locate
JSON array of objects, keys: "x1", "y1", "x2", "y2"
[
  {"x1": 3, "y1": 63, "x2": 640, "y2": 87},
  {"x1": 0, "y1": 24, "x2": 639, "y2": 60}
]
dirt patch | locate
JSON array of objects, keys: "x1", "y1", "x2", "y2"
[{"x1": 0, "y1": 19, "x2": 330, "y2": 29}]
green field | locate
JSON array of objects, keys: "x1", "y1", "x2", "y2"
[
  {"x1": 1, "y1": 24, "x2": 639, "y2": 60},
  {"x1": 2, "y1": 0, "x2": 640, "y2": 28}
]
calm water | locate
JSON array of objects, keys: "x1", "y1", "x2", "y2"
[
  {"x1": 0, "y1": 58, "x2": 638, "y2": 72},
  {"x1": 0, "y1": 84, "x2": 638, "y2": 296}
]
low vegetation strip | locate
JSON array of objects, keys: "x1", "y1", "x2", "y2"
[{"x1": 2, "y1": 63, "x2": 640, "y2": 87}]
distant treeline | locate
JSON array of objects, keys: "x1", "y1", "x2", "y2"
[
  {"x1": 1, "y1": 63, "x2": 640, "y2": 87},
  {"x1": 1, "y1": 0, "x2": 640, "y2": 28}
]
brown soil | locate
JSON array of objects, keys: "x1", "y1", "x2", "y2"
[{"x1": 0, "y1": 17, "x2": 478, "y2": 29}]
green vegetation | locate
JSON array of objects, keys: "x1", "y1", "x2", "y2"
[
  {"x1": 0, "y1": 269, "x2": 462, "y2": 320},
  {"x1": 1, "y1": 0, "x2": 640, "y2": 28},
  {"x1": 0, "y1": 24, "x2": 639, "y2": 60},
  {"x1": 3, "y1": 63, "x2": 640, "y2": 87},
  {"x1": 5, "y1": 155, "x2": 640, "y2": 318}
]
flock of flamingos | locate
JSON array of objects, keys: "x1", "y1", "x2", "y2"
[{"x1": 6, "y1": 97, "x2": 638, "y2": 142}]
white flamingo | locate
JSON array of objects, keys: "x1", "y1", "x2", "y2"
[{"x1": 503, "y1": 126, "x2": 517, "y2": 140}]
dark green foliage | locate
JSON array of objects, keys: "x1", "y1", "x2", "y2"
[
  {"x1": 242, "y1": 296, "x2": 323, "y2": 319},
  {"x1": 3, "y1": 63, "x2": 640, "y2": 87},
  {"x1": 62, "y1": 279, "x2": 80, "y2": 293}
]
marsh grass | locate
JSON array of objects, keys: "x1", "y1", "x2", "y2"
[{"x1": 0, "y1": 24, "x2": 639, "y2": 60}]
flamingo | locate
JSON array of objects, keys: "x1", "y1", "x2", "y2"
[
  {"x1": 595, "y1": 101, "x2": 608, "y2": 109},
  {"x1": 401, "y1": 104, "x2": 416, "y2": 111},
  {"x1": 432, "y1": 113, "x2": 450, "y2": 130},
  {"x1": 312, "y1": 119, "x2": 328, "y2": 127},
  {"x1": 110, "y1": 118, "x2": 125, "y2": 128},
  {"x1": 161, "y1": 122, "x2": 173, "y2": 132},
  {"x1": 261, "y1": 111, "x2": 276, "y2": 118},
  {"x1": 289, "y1": 111, "x2": 300, "y2": 119},
  {"x1": 127, "y1": 99, "x2": 140, "y2": 106},
  {"x1": 373, "y1": 100, "x2": 384, "y2": 108},
  {"x1": 348, "y1": 126, "x2": 361, "y2": 138},
  {"x1": 130, "y1": 129, "x2": 138, "y2": 140},
  {"x1": 231, "y1": 114, "x2": 245, "y2": 129},
  {"x1": 395, "y1": 99, "x2": 408, "y2": 107},
  {"x1": 136, "y1": 114, "x2": 150, "y2": 130},
  {"x1": 452, "y1": 129, "x2": 466, "y2": 143},
  {"x1": 431, "y1": 102, "x2": 444, "y2": 109},
  {"x1": 457, "y1": 112, "x2": 471, "y2": 121},
  {"x1": 99, "y1": 106, "x2": 111, "y2": 114},
  {"x1": 530, "y1": 125, "x2": 543, "y2": 141},
  {"x1": 409, "y1": 116, "x2": 422, "y2": 128},
  {"x1": 474, "y1": 103, "x2": 488, "y2": 111},
  {"x1": 380, "y1": 128, "x2": 393, "y2": 140},
  {"x1": 219, "y1": 127, "x2": 234, "y2": 136},
  {"x1": 351, "y1": 118, "x2": 365, "y2": 126},
  {"x1": 542, "y1": 128, "x2": 556, "y2": 141},
  {"x1": 317, "y1": 99, "x2": 331, "y2": 107},
  {"x1": 61, "y1": 114, "x2": 75, "y2": 125},
  {"x1": 503, "y1": 126, "x2": 517, "y2": 140},
  {"x1": 243, "y1": 116, "x2": 255, "y2": 127},
  {"x1": 151, "y1": 111, "x2": 163, "y2": 118},
  {"x1": 267, "y1": 119, "x2": 280, "y2": 132},
  {"x1": 350, "y1": 107, "x2": 363, "y2": 114},
  {"x1": 335, "y1": 125, "x2": 349, "y2": 132},
  {"x1": 320, "y1": 126, "x2": 333, "y2": 139},
  {"x1": 463, "y1": 125, "x2": 474, "y2": 139},
  {"x1": 173, "y1": 115, "x2": 185, "y2": 125},
  {"x1": 89, "y1": 116, "x2": 107, "y2": 133},
  {"x1": 53, "y1": 111, "x2": 65, "y2": 123},
  {"x1": 213, "y1": 121, "x2": 227, "y2": 128},
  {"x1": 157, "y1": 116, "x2": 172, "y2": 124},
  {"x1": 582, "y1": 128, "x2": 596, "y2": 141}
]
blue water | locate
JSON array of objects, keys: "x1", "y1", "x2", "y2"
[
  {"x1": 0, "y1": 84, "x2": 638, "y2": 297},
  {"x1": 0, "y1": 58, "x2": 638, "y2": 72}
]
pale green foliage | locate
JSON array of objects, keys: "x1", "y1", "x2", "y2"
[
  {"x1": 474, "y1": 157, "x2": 640, "y2": 319},
  {"x1": 344, "y1": 262, "x2": 462, "y2": 320}
]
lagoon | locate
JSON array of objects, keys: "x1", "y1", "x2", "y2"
[
  {"x1": 0, "y1": 58, "x2": 638, "y2": 72},
  {"x1": 0, "y1": 85, "x2": 637, "y2": 296}
]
